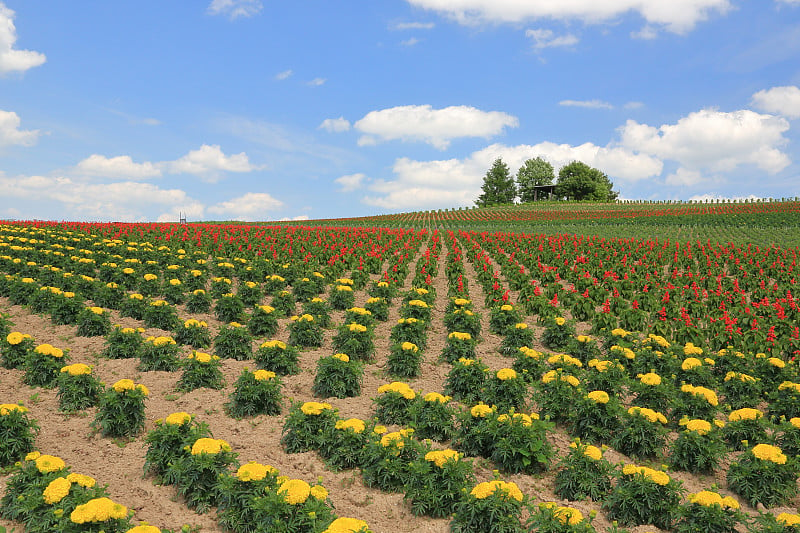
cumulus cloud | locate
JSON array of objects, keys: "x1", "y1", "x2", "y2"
[
  {"x1": 307, "y1": 77, "x2": 327, "y2": 87},
  {"x1": 279, "y1": 215, "x2": 310, "y2": 221},
  {"x1": 619, "y1": 108, "x2": 791, "y2": 174},
  {"x1": 664, "y1": 167, "x2": 704, "y2": 186},
  {"x1": 275, "y1": 69, "x2": 293, "y2": 80},
  {"x1": 335, "y1": 173, "x2": 367, "y2": 192},
  {"x1": 207, "y1": 192, "x2": 283, "y2": 220},
  {"x1": 207, "y1": 0, "x2": 263, "y2": 19},
  {"x1": 0, "y1": 110, "x2": 39, "y2": 146},
  {"x1": 407, "y1": 0, "x2": 731, "y2": 34},
  {"x1": 559, "y1": 99, "x2": 613, "y2": 109},
  {"x1": 319, "y1": 117, "x2": 351, "y2": 133},
  {"x1": 167, "y1": 144, "x2": 259, "y2": 180},
  {"x1": 0, "y1": 173, "x2": 204, "y2": 221},
  {"x1": 751, "y1": 86, "x2": 800, "y2": 119},
  {"x1": 526, "y1": 29, "x2": 579, "y2": 49},
  {"x1": 74, "y1": 154, "x2": 162, "y2": 180},
  {"x1": 354, "y1": 104, "x2": 519, "y2": 149},
  {"x1": 400, "y1": 37, "x2": 421, "y2": 46},
  {"x1": 0, "y1": 3, "x2": 46, "y2": 74},
  {"x1": 392, "y1": 21, "x2": 435, "y2": 30}
]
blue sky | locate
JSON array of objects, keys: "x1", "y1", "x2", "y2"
[{"x1": 1, "y1": 0, "x2": 799, "y2": 222}]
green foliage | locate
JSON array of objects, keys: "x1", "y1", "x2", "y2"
[
  {"x1": 476, "y1": 158, "x2": 516, "y2": 207},
  {"x1": 174, "y1": 319, "x2": 212, "y2": 349},
  {"x1": 408, "y1": 393, "x2": 456, "y2": 442},
  {"x1": 281, "y1": 401, "x2": 338, "y2": 454},
  {"x1": 674, "y1": 489, "x2": 745, "y2": 533},
  {"x1": 555, "y1": 160, "x2": 617, "y2": 202},
  {"x1": 0, "y1": 405, "x2": 38, "y2": 467},
  {"x1": 288, "y1": 313, "x2": 325, "y2": 348},
  {"x1": 331, "y1": 322, "x2": 374, "y2": 361},
  {"x1": 76, "y1": 307, "x2": 112, "y2": 337},
  {"x1": 669, "y1": 424, "x2": 727, "y2": 474},
  {"x1": 450, "y1": 479, "x2": 524, "y2": 533},
  {"x1": 247, "y1": 304, "x2": 280, "y2": 336},
  {"x1": 516, "y1": 157, "x2": 555, "y2": 203},
  {"x1": 23, "y1": 343, "x2": 68, "y2": 388},
  {"x1": 403, "y1": 448, "x2": 474, "y2": 518},
  {"x1": 727, "y1": 444, "x2": 798, "y2": 508},
  {"x1": 525, "y1": 502, "x2": 597, "y2": 532},
  {"x1": 553, "y1": 441, "x2": 614, "y2": 501},
  {"x1": 610, "y1": 406, "x2": 669, "y2": 459},
  {"x1": 175, "y1": 352, "x2": 225, "y2": 393},
  {"x1": 165, "y1": 438, "x2": 239, "y2": 513},
  {"x1": 214, "y1": 323, "x2": 253, "y2": 360},
  {"x1": 253, "y1": 340, "x2": 300, "y2": 375},
  {"x1": 441, "y1": 331, "x2": 477, "y2": 364},
  {"x1": 386, "y1": 341, "x2": 422, "y2": 379},
  {"x1": 603, "y1": 466, "x2": 683, "y2": 530},
  {"x1": 101, "y1": 325, "x2": 143, "y2": 359},
  {"x1": 483, "y1": 369, "x2": 528, "y2": 412},
  {"x1": 444, "y1": 357, "x2": 488, "y2": 404},
  {"x1": 92, "y1": 381, "x2": 148, "y2": 438},
  {"x1": 373, "y1": 383, "x2": 417, "y2": 426},
  {"x1": 361, "y1": 429, "x2": 421, "y2": 493},
  {"x1": 225, "y1": 369, "x2": 283, "y2": 418},
  {"x1": 185, "y1": 289, "x2": 211, "y2": 314},
  {"x1": 143, "y1": 413, "x2": 211, "y2": 483},
  {"x1": 1, "y1": 332, "x2": 34, "y2": 369},
  {"x1": 143, "y1": 299, "x2": 181, "y2": 331},
  {"x1": 312, "y1": 353, "x2": 363, "y2": 399},
  {"x1": 138, "y1": 336, "x2": 180, "y2": 372},
  {"x1": 215, "y1": 293, "x2": 246, "y2": 323},
  {"x1": 56, "y1": 366, "x2": 102, "y2": 412}
]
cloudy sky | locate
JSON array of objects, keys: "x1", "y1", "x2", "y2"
[{"x1": 1, "y1": 1, "x2": 799, "y2": 222}]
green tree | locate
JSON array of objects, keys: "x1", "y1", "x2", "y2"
[
  {"x1": 554, "y1": 161, "x2": 618, "y2": 202},
  {"x1": 516, "y1": 157, "x2": 554, "y2": 202},
  {"x1": 476, "y1": 158, "x2": 516, "y2": 207}
]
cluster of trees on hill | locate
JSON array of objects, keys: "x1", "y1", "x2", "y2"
[{"x1": 476, "y1": 157, "x2": 618, "y2": 207}]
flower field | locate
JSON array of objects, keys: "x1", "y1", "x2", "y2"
[{"x1": 1, "y1": 206, "x2": 800, "y2": 532}]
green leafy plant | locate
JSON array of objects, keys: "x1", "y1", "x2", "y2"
[
  {"x1": 554, "y1": 440, "x2": 614, "y2": 501},
  {"x1": 403, "y1": 448, "x2": 474, "y2": 518},
  {"x1": 499, "y1": 323, "x2": 535, "y2": 356},
  {"x1": 525, "y1": 502, "x2": 597, "y2": 533},
  {"x1": 23, "y1": 342, "x2": 68, "y2": 388},
  {"x1": 1, "y1": 331, "x2": 34, "y2": 369},
  {"x1": 102, "y1": 325, "x2": 143, "y2": 359},
  {"x1": 483, "y1": 368, "x2": 528, "y2": 412},
  {"x1": 541, "y1": 316, "x2": 575, "y2": 351},
  {"x1": 56, "y1": 363, "x2": 102, "y2": 412},
  {"x1": 450, "y1": 479, "x2": 524, "y2": 533},
  {"x1": 254, "y1": 340, "x2": 300, "y2": 375},
  {"x1": 674, "y1": 488, "x2": 745, "y2": 533},
  {"x1": 143, "y1": 299, "x2": 181, "y2": 331},
  {"x1": 92, "y1": 379, "x2": 149, "y2": 438},
  {"x1": 247, "y1": 304, "x2": 279, "y2": 337},
  {"x1": 174, "y1": 319, "x2": 212, "y2": 349},
  {"x1": 138, "y1": 336, "x2": 180, "y2": 372},
  {"x1": 386, "y1": 341, "x2": 422, "y2": 379},
  {"x1": 332, "y1": 322, "x2": 374, "y2": 361},
  {"x1": 669, "y1": 419, "x2": 727, "y2": 474},
  {"x1": 215, "y1": 293, "x2": 246, "y2": 323},
  {"x1": 0, "y1": 404, "x2": 38, "y2": 467},
  {"x1": 165, "y1": 437, "x2": 239, "y2": 513},
  {"x1": 313, "y1": 353, "x2": 363, "y2": 399},
  {"x1": 281, "y1": 401, "x2": 338, "y2": 454},
  {"x1": 214, "y1": 323, "x2": 253, "y2": 360},
  {"x1": 329, "y1": 283, "x2": 355, "y2": 310},
  {"x1": 408, "y1": 392, "x2": 456, "y2": 442},
  {"x1": 143, "y1": 412, "x2": 211, "y2": 483},
  {"x1": 185, "y1": 289, "x2": 211, "y2": 314},
  {"x1": 727, "y1": 443, "x2": 798, "y2": 508},
  {"x1": 444, "y1": 357, "x2": 488, "y2": 404},
  {"x1": 176, "y1": 351, "x2": 224, "y2": 392},
  {"x1": 489, "y1": 304, "x2": 523, "y2": 335},
  {"x1": 610, "y1": 406, "x2": 669, "y2": 459},
  {"x1": 441, "y1": 331, "x2": 476, "y2": 364},
  {"x1": 603, "y1": 464, "x2": 683, "y2": 530},
  {"x1": 364, "y1": 297, "x2": 389, "y2": 322},
  {"x1": 288, "y1": 314, "x2": 325, "y2": 348},
  {"x1": 569, "y1": 390, "x2": 623, "y2": 445},
  {"x1": 301, "y1": 297, "x2": 332, "y2": 327},
  {"x1": 119, "y1": 292, "x2": 148, "y2": 320},
  {"x1": 390, "y1": 317, "x2": 427, "y2": 351},
  {"x1": 225, "y1": 369, "x2": 283, "y2": 418},
  {"x1": 373, "y1": 382, "x2": 416, "y2": 425}
]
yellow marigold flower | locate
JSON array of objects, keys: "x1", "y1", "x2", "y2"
[
  {"x1": 575, "y1": 335, "x2": 591, "y2": 343},
  {"x1": 122, "y1": 267, "x2": 135, "y2": 274},
  {"x1": 681, "y1": 357, "x2": 702, "y2": 371},
  {"x1": 689, "y1": 490, "x2": 736, "y2": 508},
  {"x1": 373, "y1": 425, "x2": 387, "y2": 434},
  {"x1": 453, "y1": 298, "x2": 470, "y2": 306},
  {"x1": 332, "y1": 353, "x2": 350, "y2": 362},
  {"x1": 152, "y1": 336, "x2": 176, "y2": 347},
  {"x1": 648, "y1": 334, "x2": 670, "y2": 348},
  {"x1": 681, "y1": 384, "x2": 719, "y2": 406},
  {"x1": 253, "y1": 369, "x2": 276, "y2": 381},
  {"x1": 136, "y1": 384, "x2": 149, "y2": 396},
  {"x1": 458, "y1": 357, "x2": 475, "y2": 365},
  {"x1": 564, "y1": 375, "x2": 580, "y2": 387},
  {"x1": 779, "y1": 381, "x2": 800, "y2": 393},
  {"x1": 377, "y1": 382, "x2": 416, "y2": 400},
  {"x1": 496, "y1": 368, "x2": 517, "y2": 381},
  {"x1": 471, "y1": 403, "x2": 493, "y2": 418},
  {"x1": 683, "y1": 342, "x2": 703, "y2": 356},
  {"x1": 348, "y1": 322, "x2": 367, "y2": 332},
  {"x1": 236, "y1": 462, "x2": 275, "y2": 482},
  {"x1": 25, "y1": 451, "x2": 41, "y2": 461},
  {"x1": 143, "y1": 273, "x2": 158, "y2": 281},
  {"x1": 769, "y1": 357, "x2": 787, "y2": 368},
  {"x1": 448, "y1": 331, "x2": 472, "y2": 341},
  {"x1": 611, "y1": 328, "x2": 629, "y2": 337},
  {"x1": 408, "y1": 299, "x2": 428, "y2": 308},
  {"x1": 43, "y1": 476, "x2": 72, "y2": 504},
  {"x1": 554, "y1": 317, "x2": 566, "y2": 326},
  {"x1": 347, "y1": 307, "x2": 371, "y2": 315},
  {"x1": 35, "y1": 454, "x2": 66, "y2": 473},
  {"x1": 588, "y1": 359, "x2": 612, "y2": 372},
  {"x1": 777, "y1": 513, "x2": 800, "y2": 526},
  {"x1": 515, "y1": 322, "x2": 528, "y2": 330},
  {"x1": 336, "y1": 285, "x2": 353, "y2": 292},
  {"x1": 519, "y1": 347, "x2": 541, "y2": 359},
  {"x1": 322, "y1": 517, "x2": 371, "y2": 533},
  {"x1": 622, "y1": 464, "x2": 670, "y2": 485},
  {"x1": 336, "y1": 278, "x2": 354, "y2": 285},
  {"x1": 381, "y1": 430, "x2": 410, "y2": 448},
  {"x1": 258, "y1": 304, "x2": 275, "y2": 314},
  {"x1": 752, "y1": 443, "x2": 787, "y2": 464},
  {"x1": 425, "y1": 449, "x2": 459, "y2": 467},
  {"x1": 424, "y1": 392, "x2": 450, "y2": 403},
  {"x1": 60, "y1": 363, "x2": 92, "y2": 376},
  {"x1": 190, "y1": 438, "x2": 232, "y2": 456},
  {"x1": 587, "y1": 390, "x2": 610, "y2": 404},
  {"x1": 684, "y1": 419, "x2": 712, "y2": 435},
  {"x1": 366, "y1": 297, "x2": 383, "y2": 304},
  {"x1": 310, "y1": 485, "x2": 329, "y2": 500},
  {"x1": 301, "y1": 401, "x2": 333, "y2": 415},
  {"x1": 790, "y1": 417, "x2": 800, "y2": 429},
  {"x1": 112, "y1": 379, "x2": 135, "y2": 392},
  {"x1": 728, "y1": 408, "x2": 763, "y2": 422},
  {"x1": 500, "y1": 304, "x2": 514, "y2": 311},
  {"x1": 628, "y1": 406, "x2": 667, "y2": 424},
  {"x1": 278, "y1": 479, "x2": 311, "y2": 505},
  {"x1": 189, "y1": 351, "x2": 214, "y2": 363},
  {"x1": 583, "y1": 445, "x2": 603, "y2": 460},
  {"x1": 548, "y1": 353, "x2": 582, "y2": 367},
  {"x1": 70, "y1": 497, "x2": 127, "y2": 523},
  {"x1": 401, "y1": 342, "x2": 419, "y2": 352},
  {"x1": 165, "y1": 412, "x2": 192, "y2": 426},
  {"x1": 553, "y1": 506, "x2": 584, "y2": 525},
  {"x1": 65, "y1": 473, "x2": 95, "y2": 488},
  {"x1": 6, "y1": 331, "x2": 24, "y2": 345},
  {"x1": 637, "y1": 372, "x2": 662, "y2": 386},
  {"x1": 261, "y1": 340, "x2": 287, "y2": 350},
  {"x1": 335, "y1": 418, "x2": 366, "y2": 433},
  {"x1": 470, "y1": 480, "x2": 523, "y2": 501},
  {"x1": 0, "y1": 403, "x2": 28, "y2": 415}
]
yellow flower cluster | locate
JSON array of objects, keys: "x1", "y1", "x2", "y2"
[
  {"x1": 43, "y1": 476, "x2": 72, "y2": 504},
  {"x1": 258, "y1": 304, "x2": 276, "y2": 314},
  {"x1": 408, "y1": 299, "x2": 428, "y2": 308},
  {"x1": 611, "y1": 328, "x2": 630, "y2": 337},
  {"x1": 622, "y1": 464, "x2": 670, "y2": 486},
  {"x1": 401, "y1": 342, "x2": 419, "y2": 352},
  {"x1": 682, "y1": 419, "x2": 712, "y2": 435},
  {"x1": 59, "y1": 363, "x2": 92, "y2": 376},
  {"x1": 0, "y1": 403, "x2": 28, "y2": 415},
  {"x1": 188, "y1": 351, "x2": 218, "y2": 364},
  {"x1": 381, "y1": 429, "x2": 413, "y2": 448},
  {"x1": 301, "y1": 402, "x2": 333, "y2": 415},
  {"x1": 497, "y1": 412, "x2": 538, "y2": 426},
  {"x1": 470, "y1": 480, "x2": 523, "y2": 502},
  {"x1": 769, "y1": 357, "x2": 786, "y2": 368},
  {"x1": 377, "y1": 382, "x2": 416, "y2": 400},
  {"x1": 611, "y1": 345, "x2": 636, "y2": 359},
  {"x1": 681, "y1": 357, "x2": 703, "y2": 371},
  {"x1": 547, "y1": 353, "x2": 582, "y2": 367},
  {"x1": 688, "y1": 490, "x2": 739, "y2": 509},
  {"x1": 575, "y1": 335, "x2": 591, "y2": 343},
  {"x1": 728, "y1": 408, "x2": 763, "y2": 422},
  {"x1": 647, "y1": 334, "x2": 670, "y2": 348},
  {"x1": 366, "y1": 297, "x2": 384, "y2": 305},
  {"x1": 423, "y1": 392, "x2": 450, "y2": 403},
  {"x1": 112, "y1": 379, "x2": 149, "y2": 396},
  {"x1": 496, "y1": 368, "x2": 517, "y2": 381},
  {"x1": 165, "y1": 412, "x2": 192, "y2": 426},
  {"x1": 347, "y1": 307, "x2": 372, "y2": 315},
  {"x1": 681, "y1": 384, "x2": 719, "y2": 406},
  {"x1": 470, "y1": 403, "x2": 493, "y2": 418},
  {"x1": 335, "y1": 278, "x2": 354, "y2": 286},
  {"x1": 67, "y1": 472, "x2": 96, "y2": 488},
  {"x1": 683, "y1": 342, "x2": 703, "y2": 356},
  {"x1": 87, "y1": 306, "x2": 105, "y2": 315},
  {"x1": 519, "y1": 347, "x2": 542, "y2": 359},
  {"x1": 190, "y1": 438, "x2": 232, "y2": 456},
  {"x1": 70, "y1": 497, "x2": 128, "y2": 524},
  {"x1": 253, "y1": 369, "x2": 277, "y2": 381},
  {"x1": 147, "y1": 336, "x2": 176, "y2": 347},
  {"x1": 336, "y1": 284, "x2": 353, "y2": 292},
  {"x1": 448, "y1": 331, "x2": 472, "y2": 341},
  {"x1": 588, "y1": 359, "x2": 614, "y2": 372},
  {"x1": 540, "y1": 503, "x2": 584, "y2": 525},
  {"x1": 322, "y1": 517, "x2": 371, "y2": 533},
  {"x1": 724, "y1": 371, "x2": 757, "y2": 383},
  {"x1": 453, "y1": 298, "x2": 471, "y2": 306},
  {"x1": 541, "y1": 370, "x2": 580, "y2": 387},
  {"x1": 790, "y1": 417, "x2": 800, "y2": 429},
  {"x1": 779, "y1": 381, "x2": 800, "y2": 394},
  {"x1": 34, "y1": 343, "x2": 64, "y2": 358},
  {"x1": 347, "y1": 322, "x2": 367, "y2": 333},
  {"x1": 335, "y1": 418, "x2": 366, "y2": 433},
  {"x1": 777, "y1": 513, "x2": 800, "y2": 526},
  {"x1": 236, "y1": 462, "x2": 276, "y2": 482},
  {"x1": 515, "y1": 322, "x2": 528, "y2": 330},
  {"x1": 751, "y1": 443, "x2": 787, "y2": 464},
  {"x1": 126, "y1": 525, "x2": 162, "y2": 533},
  {"x1": 183, "y1": 319, "x2": 208, "y2": 328},
  {"x1": 587, "y1": 390, "x2": 610, "y2": 404},
  {"x1": 628, "y1": 406, "x2": 668, "y2": 424},
  {"x1": 333, "y1": 353, "x2": 350, "y2": 362},
  {"x1": 6, "y1": 331, "x2": 29, "y2": 345},
  {"x1": 569, "y1": 441, "x2": 603, "y2": 460},
  {"x1": 425, "y1": 449, "x2": 460, "y2": 467},
  {"x1": 397, "y1": 317, "x2": 418, "y2": 325},
  {"x1": 554, "y1": 317, "x2": 566, "y2": 326},
  {"x1": 278, "y1": 479, "x2": 311, "y2": 505},
  {"x1": 261, "y1": 340, "x2": 287, "y2": 350},
  {"x1": 637, "y1": 372, "x2": 662, "y2": 386}
]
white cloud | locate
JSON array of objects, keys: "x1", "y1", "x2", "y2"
[
  {"x1": 619, "y1": 108, "x2": 791, "y2": 174},
  {"x1": 776, "y1": 0, "x2": 800, "y2": 4},
  {"x1": 275, "y1": 69, "x2": 293, "y2": 80},
  {"x1": 407, "y1": 0, "x2": 731, "y2": 34},
  {"x1": 0, "y1": 173, "x2": 204, "y2": 221},
  {"x1": 74, "y1": 154, "x2": 162, "y2": 179},
  {"x1": 631, "y1": 25, "x2": 659, "y2": 39},
  {"x1": 559, "y1": 99, "x2": 613, "y2": 109},
  {"x1": 307, "y1": 77, "x2": 326, "y2": 87},
  {"x1": 353, "y1": 104, "x2": 519, "y2": 149},
  {"x1": 207, "y1": 192, "x2": 283, "y2": 220},
  {"x1": 751, "y1": 86, "x2": 800, "y2": 119},
  {"x1": 335, "y1": 173, "x2": 367, "y2": 192},
  {"x1": 526, "y1": 29, "x2": 579, "y2": 49},
  {"x1": 393, "y1": 21, "x2": 436, "y2": 30},
  {"x1": 401, "y1": 37, "x2": 421, "y2": 46},
  {"x1": 0, "y1": 4, "x2": 46, "y2": 74},
  {"x1": 279, "y1": 215, "x2": 310, "y2": 221},
  {"x1": 624, "y1": 101, "x2": 645, "y2": 110},
  {"x1": 207, "y1": 0, "x2": 263, "y2": 20},
  {"x1": 0, "y1": 110, "x2": 39, "y2": 146},
  {"x1": 167, "y1": 144, "x2": 259, "y2": 180},
  {"x1": 664, "y1": 167, "x2": 704, "y2": 186},
  {"x1": 319, "y1": 117, "x2": 351, "y2": 133}
]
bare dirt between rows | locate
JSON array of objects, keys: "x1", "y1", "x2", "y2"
[{"x1": 0, "y1": 232, "x2": 797, "y2": 533}]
